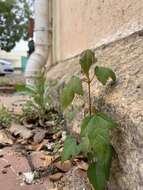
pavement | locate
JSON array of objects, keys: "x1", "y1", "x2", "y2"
[
  {"x1": 0, "y1": 92, "x2": 54, "y2": 190},
  {"x1": 0, "y1": 147, "x2": 55, "y2": 190}
]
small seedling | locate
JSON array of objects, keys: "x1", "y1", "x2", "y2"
[
  {"x1": 0, "y1": 105, "x2": 12, "y2": 128},
  {"x1": 60, "y1": 49, "x2": 117, "y2": 190},
  {"x1": 22, "y1": 70, "x2": 52, "y2": 125},
  {"x1": 22, "y1": 70, "x2": 62, "y2": 127}
]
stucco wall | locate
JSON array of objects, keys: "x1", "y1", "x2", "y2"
[{"x1": 54, "y1": 0, "x2": 143, "y2": 61}]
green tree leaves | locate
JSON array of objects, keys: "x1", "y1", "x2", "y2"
[
  {"x1": 80, "y1": 49, "x2": 97, "y2": 76},
  {"x1": 94, "y1": 66, "x2": 116, "y2": 85},
  {"x1": 60, "y1": 76, "x2": 83, "y2": 109},
  {"x1": 0, "y1": 0, "x2": 31, "y2": 51}
]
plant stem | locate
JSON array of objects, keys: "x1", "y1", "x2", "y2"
[{"x1": 87, "y1": 78, "x2": 92, "y2": 116}]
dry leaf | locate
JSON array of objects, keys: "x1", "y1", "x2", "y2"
[
  {"x1": 10, "y1": 123, "x2": 33, "y2": 139},
  {"x1": 76, "y1": 160, "x2": 88, "y2": 171},
  {"x1": 54, "y1": 160, "x2": 72, "y2": 172},
  {"x1": 40, "y1": 155, "x2": 55, "y2": 166},
  {"x1": 0, "y1": 130, "x2": 13, "y2": 145},
  {"x1": 49, "y1": 173, "x2": 63, "y2": 181},
  {"x1": 33, "y1": 129, "x2": 46, "y2": 144}
]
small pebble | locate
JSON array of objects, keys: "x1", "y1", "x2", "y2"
[
  {"x1": 2, "y1": 169, "x2": 7, "y2": 174},
  {"x1": 0, "y1": 154, "x2": 4, "y2": 158},
  {"x1": 4, "y1": 164, "x2": 11, "y2": 168}
]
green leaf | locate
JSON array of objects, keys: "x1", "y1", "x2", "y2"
[
  {"x1": 96, "y1": 112, "x2": 117, "y2": 129},
  {"x1": 87, "y1": 117, "x2": 110, "y2": 155},
  {"x1": 69, "y1": 76, "x2": 84, "y2": 96},
  {"x1": 85, "y1": 114, "x2": 115, "y2": 189},
  {"x1": 60, "y1": 76, "x2": 83, "y2": 109},
  {"x1": 61, "y1": 136, "x2": 80, "y2": 161},
  {"x1": 80, "y1": 115, "x2": 92, "y2": 137},
  {"x1": 88, "y1": 145, "x2": 113, "y2": 189},
  {"x1": 60, "y1": 85, "x2": 74, "y2": 109},
  {"x1": 99, "y1": 145, "x2": 113, "y2": 180},
  {"x1": 85, "y1": 113, "x2": 116, "y2": 159},
  {"x1": 87, "y1": 162, "x2": 106, "y2": 190},
  {"x1": 80, "y1": 49, "x2": 97, "y2": 76},
  {"x1": 79, "y1": 136, "x2": 90, "y2": 155},
  {"x1": 94, "y1": 66, "x2": 116, "y2": 85},
  {"x1": 15, "y1": 83, "x2": 26, "y2": 92}
]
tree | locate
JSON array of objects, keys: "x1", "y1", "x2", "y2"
[{"x1": 0, "y1": 0, "x2": 31, "y2": 52}]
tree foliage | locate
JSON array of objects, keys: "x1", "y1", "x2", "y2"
[{"x1": 0, "y1": 0, "x2": 31, "y2": 51}]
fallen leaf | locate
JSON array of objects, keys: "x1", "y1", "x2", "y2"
[
  {"x1": 76, "y1": 160, "x2": 88, "y2": 171},
  {"x1": 54, "y1": 160, "x2": 72, "y2": 172},
  {"x1": 30, "y1": 139, "x2": 48, "y2": 151},
  {"x1": 40, "y1": 155, "x2": 55, "y2": 167},
  {"x1": 0, "y1": 130, "x2": 13, "y2": 145},
  {"x1": 9, "y1": 123, "x2": 33, "y2": 139},
  {"x1": 31, "y1": 152, "x2": 47, "y2": 168},
  {"x1": 35, "y1": 142, "x2": 44, "y2": 151},
  {"x1": 49, "y1": 173, "x2": 63, "y2": 181},
  {"x1": 33, "y1": 129, "x2": 46, "y2": 144}
]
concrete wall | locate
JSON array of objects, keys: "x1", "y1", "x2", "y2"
[{"x1": 53, "y1": 0, "x2": 143, "y2": 62}]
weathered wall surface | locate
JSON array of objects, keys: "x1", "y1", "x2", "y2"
[
  {"x1": 47, "y1": 32, "x2": 143, "y2": 190},
  {"x1": 53, "y1": 0, "x2": 143, "y2": 61}
]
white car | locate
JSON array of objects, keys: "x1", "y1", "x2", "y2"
[{"x1": 0, "y1": 59, "x2": 14, "y2": 75}]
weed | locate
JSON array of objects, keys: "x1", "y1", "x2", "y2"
[
  {"x1": 0, "y1": 105, "x2": 12, "y2": 128},
  {"x1": 60, "y1": 49, "x2": 118, "y2": 190},
  {"x1": 21, "y1": 70, "x2": 61, "y2": 127}
]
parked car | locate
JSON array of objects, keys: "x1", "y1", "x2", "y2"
[{"x1": 0, "y1": 59, "x2": 14, "y2": 75}]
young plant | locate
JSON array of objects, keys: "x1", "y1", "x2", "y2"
[
  {"x1": 23, "y1": 70, "x2": 53, "y2": 125},
  {"x1": 0, "y1": 105, "x2": 12, "y2": 128},
  {"x1": 60, "y1": 49, "x2": 117, "y2": 190}
]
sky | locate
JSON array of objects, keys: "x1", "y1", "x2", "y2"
[{"x1": 12, "y1": 39, "x2": 28, "y2": 52}]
